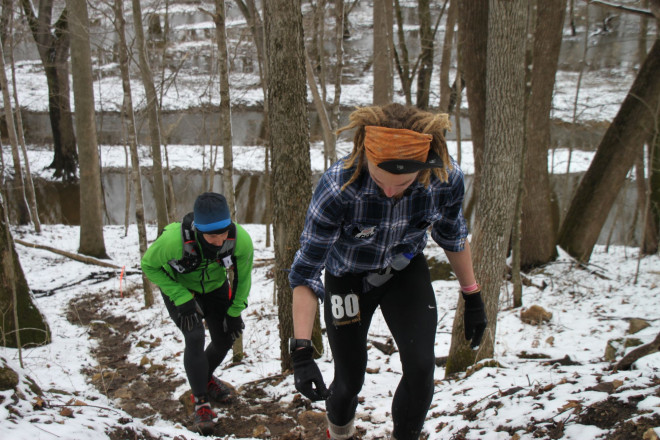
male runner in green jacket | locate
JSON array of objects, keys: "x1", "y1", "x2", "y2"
[{"x1": 141, "y1": 192, "x2": 253, "y2": 435}]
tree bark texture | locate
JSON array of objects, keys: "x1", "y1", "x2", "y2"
[
  {"x1": 439, "y1": 0, "x2": 457, "y2": 113},
  {"x1": 214, "y1": 0, "x2": 236, "y2": 218},
  {"x1": 0, "y1": 200, "x2": 50, "y2": 348},
  {"x1": 2, "y1": 5, "x2": 42, "y2": 232},
  {"x1": 131, "y1": 0, "x2": 169, "y2": 233},
  {"x1": 457, "y1": 0, "x2": 488, "y2": 210},
  {"x1": 114, "y1": 0, "x2": 154, "y2": 306},
  {"x1": 304, "y1": 50, "x2": 334, "y2": 170},
  {"x1": 373, "y1": 0, "x2": 394, "y2": 105},
  {"x1": 265, "y1": 0, "x2": 313, "y2": 372},
  {"x1": 67, "y1": 0, "x2": 108, "y2": 259},
  {"x1": 330, "y1": 0, "x2": 343, "y2": 163},
  {"x1": 415, "y1": 0, "x2": 433, "y2": 109},
  {"x1": 520, "y1": 0, "x2": 564, "y2": 269},
  {"x1": 649, "y1": 127, "x2": 660, "y2": 254},
  {"x1": 20, "y1": 0, "x2": 78, "y2": 181},
  {"x1": 446, "y1": 0, "x2": 528, "y2": 375},
  {"x1": 637, "y1": 151, "x2": 658, "y2": 254},
  {"x1": 558, "y1": 39, "x2": 660, "y2": 262},
  {"x1": 0, "y1": 39, "x2": 30, "y2": 225},
  {"x1": 233, "y1": 0, "x2": 272, "y2": 246},
  {"x1": 393, "y1": 0, "x2": 413, "y2": 105}
]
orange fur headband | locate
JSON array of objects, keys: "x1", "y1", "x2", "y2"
[{"x1": 364, "y1": 126, "x2": 433, "y2": 167}]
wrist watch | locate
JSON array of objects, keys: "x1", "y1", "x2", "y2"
[{"x1": 288, "y1": 338, "x2": 313, "y2": 353}]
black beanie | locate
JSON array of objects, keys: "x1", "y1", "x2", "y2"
[{"x1": 193, "y1": 192, "x2": 231, "y2": 233}]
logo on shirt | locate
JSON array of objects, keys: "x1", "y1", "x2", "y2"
[{"x1": 354, "y1": 226, "x2": 376, "y2": 239}]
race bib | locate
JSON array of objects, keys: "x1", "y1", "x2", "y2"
[{"x1": 329, "y1": 291, "x2": 361, "y2": 326}]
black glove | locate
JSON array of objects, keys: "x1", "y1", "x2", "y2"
[
  {"x1": 463, "y1": 290, "x2": 487, "y2": 349},
  {"x1": 223, "y1": 314, "x2": 245, "y2": 341},
  {"x1": 176, "y1": 299, "x2": 203, "y2": 332},
  {"x1": 291, "y1": 346, "x2": 329, "y2": 401}
]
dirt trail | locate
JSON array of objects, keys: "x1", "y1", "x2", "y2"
[{"x1": 67, "y1": 292, "x2": 330, "y2": 439}]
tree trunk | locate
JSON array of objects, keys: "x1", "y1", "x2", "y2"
[
  {"x1": 520, "y1": 0, "x2": 564, "y2": 269},
  {"x1": 114, "y1": 0, "x2": 154, "y2": 307},
  {"x1": 0, "y1": 199, "x2": 50, "y2": 348},
  {"x1": 19, "y1": 0, "x2": 78, "y2": 181},
  {"x1": 131, "y1": 0, "x2": 169, "y2": 232},
  {"x1": 329, "y1": 0, "x2": 343, "y2": 164},
  {"x1": 558, "y1": 39, "x2": 660, "y2": 262},
  {"x1": 67, "y1": 0, "x2": 108, "y2": 259},
  {"x1": 446, "y1": 0, "x2": 528, "y2": 376},
  {"x1": 439, "y1": 0, "x2": 457, "y2": 113},
  {"x1": 0, "y1": 40, "x2": 30, "y2": 225},
  {"x1": 2, "y1": 5, "x2": 42, "y2": 232},
  {"x1": 214, "y1": 0, "x2": 236, "y2": 217},
  {"x1": 393, "y1": 0, "x2": 413, "y2": 105},
  {"x1": 649, "y1": 128, "x2": 660, "y2": 254},
  {"x1": 457, "y1": 0, "x2": 488, "y2": 211},
  {"x1": 305, "y1": 49, "x2": 334, "y2": 170},
  {"x1": 265, "y1": 0, "x2": 314, "y2": 373},
  {"x1": 415, "y1": 0, "x2": 433, "y2": 109},
  {"x1": 373, "y1": 0, "x2": 393, "y2": 105},
  {"x1": 234, "y1": 0, "x2": 271, "y2": 246}
]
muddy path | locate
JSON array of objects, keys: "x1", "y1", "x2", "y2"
[{"x1": 66, "y1": 292, "x2": 332, "y2": 439}]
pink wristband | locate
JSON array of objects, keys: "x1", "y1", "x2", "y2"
[{"x1": 461, "y1": 283, "x2": 479, "y2": 293}]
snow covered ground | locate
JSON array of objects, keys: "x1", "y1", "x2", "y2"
[{"x1": 1, "y1": 221, "x2": 659, "y2": 439}]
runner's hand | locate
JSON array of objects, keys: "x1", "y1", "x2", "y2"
[
  {"x1": 291, "y1": 347, "x2": 329, "y2": 401},
  {"x1": 223, "y1": 314, "x2": 245, "y2": 341},
  {"x1": 176, "y1": 300, "x2": 203, "y2": 332},
  {"x1": 463, "y1": 290, "x2": 487, "y2": 349}
]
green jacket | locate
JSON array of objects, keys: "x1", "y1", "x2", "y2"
[{"x1": 141, "y1": 221, "x2": 254, "y2": 317}]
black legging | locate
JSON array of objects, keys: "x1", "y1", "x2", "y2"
[
  {"x1": 161, "y1": 282, "x2": 235, "y2": 398},
  {"x1": 324, "y1": 254, "x2": 437, "y2": 440}
]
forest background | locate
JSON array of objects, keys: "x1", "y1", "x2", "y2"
[{"x1": 1, "y1": 0, "x2": 660, "y2": 439}]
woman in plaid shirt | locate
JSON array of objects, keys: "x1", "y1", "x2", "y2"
[{"x1": 288, "y1": 104, "x2": 487, "y2": 440}]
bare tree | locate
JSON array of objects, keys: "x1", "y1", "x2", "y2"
[
  {"x1": 329, "y1": 0, "x2": 343, "y2": 160},
  {"x1": 212, "y1": 0, "x2": 236, "y2": 217},
  {"x1": 305, "y1": 49, "x2": 334, "y2": 170},
  {"x1": 0, "y1": 38, "x2": 30, "y2": 225},
  {"x1": 373, "y1": 0, "x2": 394, "y2": 105},
  {"x1": 392, "y1": 0, "x2": 414, "y2": 105},
  {"x1": 416, "y1": 0, "x2": 434, "y2": 109},
  {"x1": 2, "y1": 4, "x2": 41, "y2": 232},
  {"x1": 456, "y1": 0, "x2": 488, "y2": 217},
  {"x1": 520, "y1": 0, "x2": 564, "y2": 269},
  {"x1": 113, "y1": 0, "x2": 154, "y2": 307},
  {"x1": 265, "y1": 0, "x2": 314, "y2": 372},
  {"x1": 446, "y1": 0, "x2": 528, "y2": 375},
  {"x1": 234, "y1": 0, "x2": 272, "y2": 246},
  {"x1": 0, "y1": 196, "x2": 50, "y2": 349},
  {"x1": 438, "y1": 0, "x2": 457, "y2": 113},
  {"x1": 66, "y1": 0, "x2": 108, "y2": 258},
  {"x1": 20, "y1": 0, "x2": 78, "y2": 181},
  {"x1": 558, "y1": 39, "x2": 660, "y2": 261},
  {"x1": 131, "y1": 0, "x2": 170, "y2": 232},
  {"x1": 649, "y1": 127, "x2": 660, "y2": 254}
]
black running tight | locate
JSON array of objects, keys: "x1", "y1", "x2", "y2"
[
  {"x1": 161, "y1": 283, "x2": 235, "y2": 398},
  {"x1": 324, "y1": 254, "x2": 437, "y2": 440}
]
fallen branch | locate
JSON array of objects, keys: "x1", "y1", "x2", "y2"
[
  {"x1": 615, "y1": 331, "x2": 660, "y2": 371},
  {"x1": 588, "y1": 0, "x2": 656, "y2": 18},
  {"x1": 15, "y1": 239, "x2": 121, "y2": 269}
]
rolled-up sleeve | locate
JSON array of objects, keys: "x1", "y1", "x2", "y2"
[
  {"x1": 289, "y1": 172, "x2": 344, "y2": 301},
  {"x1": 430, "y1": 166, "x2": 469, "y2": 252}
]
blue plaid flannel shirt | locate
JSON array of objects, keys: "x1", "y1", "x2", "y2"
[{"x1": 289, "y1": 155, "x2": 469, "y2": 300}]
